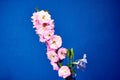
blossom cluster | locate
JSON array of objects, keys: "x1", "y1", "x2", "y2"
[
  {"x1": 31, "y1": 10, "x2": 87, "y2": 79},
  {"x1": 31, "y1": 10, "x2": 71, "y2": 78}
]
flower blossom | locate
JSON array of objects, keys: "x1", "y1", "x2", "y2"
[
  {"x1": 31, "y1": 10, "x2": 51, "y2": 23},
  {"x1": 31, "y1": 12, "x2": 42, "y2": 28},
  {"x1": 50, "y1": 62, "x2": 59, "y2": 71},
  {"x1": 47, "y1": 50, "x2": 59, "y2": 62},
  {"x1": 47, "y1": 35, "x2": 62, "y2": 49},
  {"x1": 35, "y1": 20, "x2": 54, "y2": 35},
  {"x1": 58, "y1": 48, "x2": 67, "y2": 60},
  {"x1": 36, "y1": 10, "x2": 51, "y2": 22},
  {"x1": 31, "y1": 10, "x2": 87, "y2": 79},
  {"x1": 39, "y1": 35, "x2": 46, "y2": 42},
  {"x1": 58, "y1": 66, "x2": 71, "y2": 78},
  {"x1": 73, "y1": 54, "x2": 87, "y2": 69},
  {"x1": 31, "y1": 10, "x2": 53, "y2": 30},
  {"x1": 37, "y1": 29, "x2": 54, "y2": 42},
  {"x1": 43, "y1": 29, "x2": 54, "y2": 40}
]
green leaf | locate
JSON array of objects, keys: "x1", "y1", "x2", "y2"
[
  {"x1": 66, "y1": 48, "x2": 75, "y2": 69},
  {"x1": 66, "y1": 49, "x2": 70, "y2": 58},
  {"x1": 35, "y1": 7, "x2": 39, "y2": 12},
  {"x1": 58, "y1": 62, "x2": 62, "y2": 67},
  {"x1": 67, "y1": 64, "x2": 71, "y2": 68},
  {"x1": 71, "y1": 69, "x2": 76, "y2": 74},
  {"x1": 70, "y1": 48, "x2": 74, "y2": 59}
]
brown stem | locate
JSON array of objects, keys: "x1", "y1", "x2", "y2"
[{"x1": 65, "y1": 75, "x2": 76, "y2": 80}]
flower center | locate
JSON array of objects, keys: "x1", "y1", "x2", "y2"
[
  {"x1": 53, "y1": 41, "x2": 56, "y2": 44},
  {"x1": 42, "y1": 15, "x2": 45, "y2": 19},
  {"x1": 52, "y1": 55, "x2": 55, "y2": 58},
  {"x1": 64, "y1": 70, "x2": 67, "y2": 73},
  {"x1": 48, "y1": 34, "x2": 51, "y2": 37},
  {"x1": 43, "y1": 23, "x2": 48, "y2": 27}
]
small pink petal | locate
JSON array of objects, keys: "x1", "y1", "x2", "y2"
[
  {"x1": 58, "y1": 66, "x2": 71, "y2": 78},
  {"x1": 46, "y1": 50, "x2": 59, "y2": 62},
  {"x1": 50, "y1": 62, "x2": 59, "y2": 71},
  {"x1": 58, "y1": 48, "x2": 67, "y2": 60},
  {"x1": 47, "y1": 35, "x2": 62, "y2": 49}
]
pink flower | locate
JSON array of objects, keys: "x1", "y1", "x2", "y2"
[
  {"x1": 35, "y1": 21, "x2": 54, "y2": 35},
  {"x1": 43, "y1": 30, "x2": 54, "y2": 40},
  {"x1": 47, "y1": 35, "x2": 62, "y2": 49},
  {"x1": 47, "y1": 50, "x2": 59, "y2": 62},
  {"x1": 58, "y1": 66, "x2": 71, "y2": 78},
  {"x1": 36, "y1": 10, "x2": 51, "y2": 22},
  {"x1": 31, "y1": 10, "x2": 53, "y2": 29},
  {"x1": 40, "y1": 20, "x2": 54, "y2": 30},
  {"x1": 41, "y1": 19, "x2": 54, "y2": 30},
  {"x1": 33, "y1": 20, "x2": 41, "y2": 29},
  {"x1": 31, "y1": 10, "x2": 51, "y2": 22},
  {"x1": 48, "y1": 19, "x2": 54, "y2": 29},
  {"x1": 35, "y1": 28, "x2": 44, "y2": 36},
  {"x1": 47, "y1": 45, "x2": 56, "y2": 51},
  {"x1": 31, "y1": 12, "x2": 42, "y2": 28},
  {"x1": 39, "y1": 35, "x2": 46, "y2": 42},
  {"x1": 38, "y1": 29, "x2": 54, "y2": 43},
  {"x1": 58, "y1": 48, "x2": 67, "y2": 60},
  {"x1": 50, "y1": 62, "x2": 59, "y2": 71}
]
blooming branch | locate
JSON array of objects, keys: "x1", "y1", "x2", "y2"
[{"x1": 31, "y1": 10, "x2": 87, "y2": 80}]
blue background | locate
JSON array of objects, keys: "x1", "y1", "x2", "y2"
[{"x1": 0, "y1": 0, "x2": 120, "y2": 80}]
